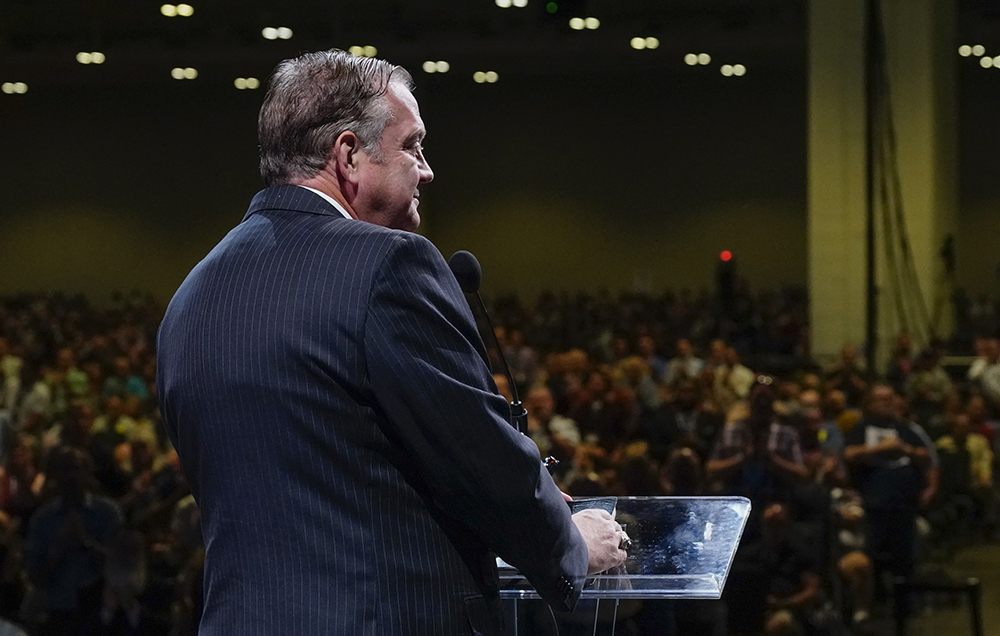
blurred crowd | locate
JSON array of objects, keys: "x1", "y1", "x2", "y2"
[
  {"x1": 0, "y1": 293, "x2": 197, "y2": 636},
  {"x1": 0, "y1": 288, "x2": 998, "y2": 635}
]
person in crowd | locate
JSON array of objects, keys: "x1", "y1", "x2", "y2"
[
  {"x1": 659, "y1": 446, "x2": 705, "y2": 496},
  {"x1": 616, "y1": 356, "x2": 661, "y2": 414},
  {"x1": 41, "y1": 404, "x2": 95, "y2": 455},
  {"x1": 967, "y1": 337, "x2": 994, "y2": 384},
  {"x1": 0, "y1": 436, "x2": 45, "y2": 528},
  {"x1": 824, "y1": 388, "x2": 860, "y2": 436},
  {"x1": 102, "y1": 357, "x2": 149, "y2": 402},
  {"x1": 54, "y1": 348, "x2": 89, "y2": 402},
  {"x1": 885, "y1": 332, "x2": 915, "y2": 395},
  {"x1": 504, "y1": 328, "x2": 538, "y2": 392},
  {"x1": 17, "y1": 364, "x2": 64, "y2": 437},
  {"x1": 825, "y1": 344, "x2": 868, "y2": 407},
  {"x1": 972, "y1": 338, "x2": 1000, "y2": 408},
  {"x1": 664, "y1": 338, "x2": 704, "y2": 387},
  {"x1": 800, "y1": 389, "x2": 844, "y2": 457},
  {"x1": 844, "y1": 384, "x2": 934, "y2": 585},
  {"x1": 706, "y1": 377, "x2": 808, "y2": 508},
  {"x1": 0, "y1": 337, "x2": 22, "y2": 419},
  {"x1": 710, "y1": 346, "x2": 755, "y2": 419},
  {"x1": 906, "y1": 348, "x2": 954, "y2": 425},
  {"x1": 641, "y1": 377, "x2": 721, "y2": 462},
  {"x1": 966, "y1": 394, "x2": 999, "y2": 461},
  {"x1": 525, "y1": 386, "x2": 581, "y2": 473},
  {"x1": 725, "y1": 502, "x2": 823, "y2": 636},
  {"x1": 569, "y1": 367, "x2": 637, "y2": 451},
  {"x1": 934, "y1": 412, "x2": 995, "y2": 534},
  {"x1": 636, "y1": 334, "x2": 668, "y2": 383},
  {"x1": 772, "y1": 379, "x2": 803, "y2": 417},
  {"x1": 26, "y1": 446, "x2": 123, "y2": 636}
]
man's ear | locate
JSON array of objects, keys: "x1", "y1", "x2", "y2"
[{"x1": 332, "y1": 130, "x2": 362, "y2": 184}]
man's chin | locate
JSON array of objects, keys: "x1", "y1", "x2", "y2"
[{"x1": 392, "y1": 209, "x2": 420, "y2": 232}]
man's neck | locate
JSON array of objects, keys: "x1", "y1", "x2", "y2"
[{"x1": 291, "y1": 169, "x2": 358, "y2": 220}]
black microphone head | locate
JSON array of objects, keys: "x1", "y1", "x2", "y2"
[{"x1": 449, "y1": 250, "x2": 482, "y2": 293}]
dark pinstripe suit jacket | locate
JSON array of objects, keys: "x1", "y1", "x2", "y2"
[{"x1": 157, "y1": 185, "x2": 587, "y2": 635}]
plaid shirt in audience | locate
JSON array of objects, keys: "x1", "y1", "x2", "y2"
[{"x1": 710, "y1": 417, "x2": 804, "y2": 467}]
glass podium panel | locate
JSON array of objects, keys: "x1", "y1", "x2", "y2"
[{"x1": 499, "y1": 496, "x2": 751, "y2": 600}]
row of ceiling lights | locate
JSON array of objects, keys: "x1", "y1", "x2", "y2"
[
  {"x1": 569, "y1": 17, "x2": 600, "y2": 30},
  {"x1": 958, "y1": 44, "x2": 1000, "y2": 69},
  {"x1": 262, "y1": 27, "x2": 293, "y2": 41},
  {"x1": 160, "y1": 4, "x2": 194, "y2": 17}
]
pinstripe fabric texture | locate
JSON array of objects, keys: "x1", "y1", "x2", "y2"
[{"x1": 157, "y1": 185, "x2": 588, "y2": 635}]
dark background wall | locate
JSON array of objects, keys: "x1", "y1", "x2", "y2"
[{"x1": 0, "y1": 58, "x2": 994, "y2": 303}]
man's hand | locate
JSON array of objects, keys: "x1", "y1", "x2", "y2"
[{"x1": 571, "y1": 509, "x2": 627, "y2": 574}]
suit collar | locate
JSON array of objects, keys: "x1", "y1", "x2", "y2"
[{"x1": 242, "y1": 184, "x2": 350, "y2": 221}]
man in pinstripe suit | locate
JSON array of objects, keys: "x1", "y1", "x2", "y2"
[{"x1": 157, "y1": 50, "x2": 625, "y2": 635}]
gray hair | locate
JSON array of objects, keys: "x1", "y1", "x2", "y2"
[{"x1": 258, "y1": 50, "x2": 414, "y2": 185}]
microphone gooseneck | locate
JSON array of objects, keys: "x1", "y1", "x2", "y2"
[
  {"x1": 448, "y1": 250, "x2": 559, "y2": 472},
  {"x1": 448, "y1": 250, "x2": 525, "y2": 427}
]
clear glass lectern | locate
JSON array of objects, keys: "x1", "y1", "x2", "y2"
[{"x1": 498, "y1": 496, "x2": 751, "y2": 631}]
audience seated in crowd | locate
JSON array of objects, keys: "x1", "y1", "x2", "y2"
[{"x1": 0, "y1": 289, "x2": 997, "y2": 635}]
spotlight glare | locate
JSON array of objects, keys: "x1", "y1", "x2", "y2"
[
  {"x1": 183, "y1": 67, "x2": 198, "y2": 79},
  {"x1": 495, "y1": 0, "x2": 512, "y2": 7},
  {"x1": 1, "y1": 83, "x2": 13, "y2": 94},
  {"x1": 644, "y1": 37, "x2": 659, "y2": 49},
  {"x1": 246, "y1": 77, "x2": 260, "y2": 89},
  {"x1": 363, "y1": 45, "x2": 377, "y2": 57},
  {"x1": 76, "y1": 52, "x2": 93, "y2": 64},
  {"x1": 733, "y1": 63, "x2": 746, "y2": 76},
  {"x1": 485, "y1": 71, "x2": 498, "y2": 83},
  {"x1": 630, "y1": 37, "x2": 646, "y2": 50},
  {"x1": 170, "y1": 67, "x2": 185, "y2": 80},
  {"x1": 972, "y1": 44, "x2": 986, "y2": 56},
  {"x1": 422, "y1": 61, "x2": 436, "y2": 74},
  {"x1": 546, "y1": 1, "x2": 558, "y2": 13},
  {"x1": 569, "y1": 17, "x2": 585, "y2": 30},
  {"x1": 349, "y1": 46, "x2": 364, "y2": 56},
  {"x1": 473, "y1": 71, "x2": 486, "y2": 83},
  {"x1": 262, "y1": 27, "x2": 278, "y2": 40},
  {"x1": 981, "y1": 56, "x2": 994, "y2": 68},
  {"x1": 585, "y1": 17, "x2": 600, "y2": 29},
  {"x1": 12, "y1": 82, "x2": 27, "y2": 94},
  {"x1": 435, "y1": 60, "x2": 450, "y2": 73},
  {"x1": 513, "y1": 0, "x2": 528, "y2": 6},
  {"x1": 160, "y1": 4, "x2": 177, "y2": 17},
  {"x1": 720, "y1": 250, "x2": 733, "y2": 262},
  {"x1": 994, "y1": 56, "x2": 1000, "y2": 67},
  {"x1": 234, "y1": 78, "x2": 247, "y2": 89},
  {"x1": 684, "y1": 53, "x2": 698, "y2": 66},
  {"x1": 698, "y1": 53, "x2": 711, "y2": 65},
  {"x1": 721, "y1": 64, "x2": 734, "y2": 76},
  {"x1": 277, "y1": 27, "x2": 293, "y2": 39},
  {"x1": 958, "y1": 45, "x2": 972, "y2": 57},
  {"x1": 176, "y1": 3, "x2": 193, "y2": 16},
  {"x1": 91, "y1": 52, "x2": 106, "y2": 64}
]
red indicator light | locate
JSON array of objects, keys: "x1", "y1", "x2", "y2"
[{"x1": 720, "y1": 250, "x2": 733, "y2": 262}]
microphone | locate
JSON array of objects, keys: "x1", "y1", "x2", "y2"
[
  {"x1": 448, "y1": 251, "x2": 527, "y2": 434},
  {"x1": 449, "y1": 250, "x2": 482, "y2": 294}
]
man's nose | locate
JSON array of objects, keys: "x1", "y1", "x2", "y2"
[{"x1": 418, "y1": 151, "x2": 434, "y2": 183}]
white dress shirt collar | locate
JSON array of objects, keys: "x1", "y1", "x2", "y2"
[{"x1": 297, "y1": 185, "x2": 353, "y2": 220}]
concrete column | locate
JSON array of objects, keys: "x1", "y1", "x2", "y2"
[{"x1": 808, "y1": 0, "x2": 957, "y2": 369}]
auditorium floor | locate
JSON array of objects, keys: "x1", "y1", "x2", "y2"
[{"x1": 907, "y1": 543, "x2": 1000, "y2": 636}]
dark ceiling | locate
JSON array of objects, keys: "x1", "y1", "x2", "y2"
[
  {"x1": 0, "y1": 1, "x2": 998, "y2": 90},
  {"x1": 2, "y1": 0, "x2": 804, "y2": 90}
]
